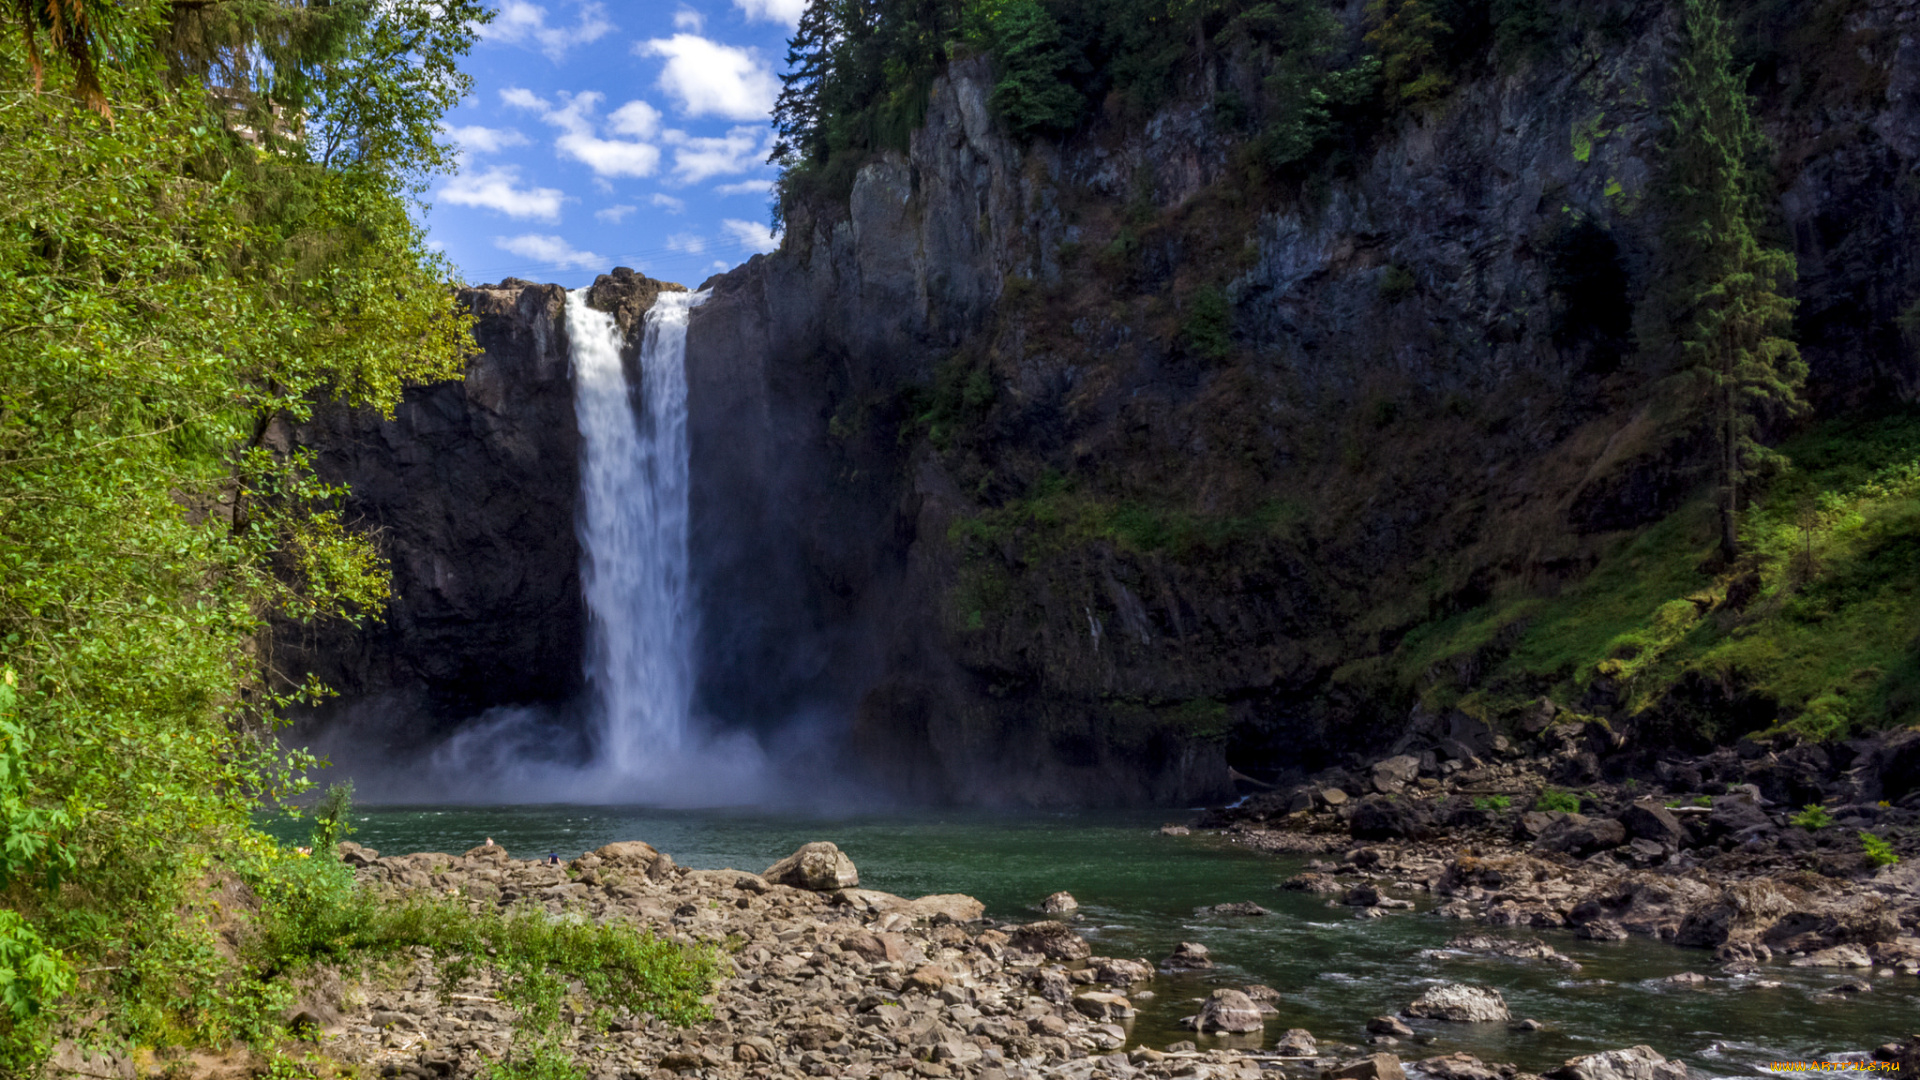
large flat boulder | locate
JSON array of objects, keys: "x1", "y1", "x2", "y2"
[{"x1": 763, "y1": 841, "x2": 860, "y2": 890}]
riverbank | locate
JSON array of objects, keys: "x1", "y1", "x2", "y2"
[{"x1": 204, "y1": 838, "x2": 1768, "y2": 1080}]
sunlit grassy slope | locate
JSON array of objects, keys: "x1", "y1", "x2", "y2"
[{"x1": 1394, "y1": 408, "x2": 1920, "y2": 741}]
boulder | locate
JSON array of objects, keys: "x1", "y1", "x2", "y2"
[
  {"x1": 1189, "y1": 989, "x2": 1264, "y2": 1033},
  {"x1": 1275, "y1": 1029, "x2": 1318, "y2": 1056},
  {"x1": 1418, "y1": 1054, "x2": 1505, "y2": 1080},
  {"x1": 1371, "y1": 755, "x2": 1422, "y2": 793},
  {"x1": 1072, "y1": 991, "x2": 1135, "y2": 1021},
  {"x1": 1164, "y1": 941, "x2": 1213, "y2": 969},
  {"x1": 1367, "y1": 1016, "x2": 1414, "y2": 1038},
  {"x1": 1403, "y1": 984, "x2": 1510, "y2": 1023},
  {"x1": 1202, "y1": 901, "x2": 1271, "y2": 917},
  {"x1": 900, "y1": 893, "x2": 985, "y2": 923},
  {"x1": 1327, "y1": 1054, "x2": 1405, "y2": 1080},
  {"x1": 1545, "y1": 1046, "x2": 1689, "y2": 1080},
  {"x1": 1672, "y1": 881, "x2": 1793, "y2": 948},
  {"x1": 1092, "y1": 958, "x2": 1155, "y2": 987},
  {"x1": 336, "y1": 841, "x2": 379, "y2": 867},
  {"x1": 1534, "y1": 814, "x2": 1628, "y2": 857},
  {"x1": 840, "y1": 932, "x2": 907, "y2": 963},
  {"x1": 763, "y1": 842, "x2": 859, "y2": 891},
  {"x1": 1009, "y1": 921, "x2": 1091, "y2": 960},
  {"x1": 592, "y1": 840, "x2": 660, "y2": 865},
  {"x1": 1790, "y1": 943, "x2": 1872, "y2": 968},
  {"x1": 1039, "y1": 891, "x2": 1078, "y2": 913},
  {"x1": 1350, "y1": 797, "x2": 1435, "y2": 841},
  {"x1": 462, "y1": 842, "x2": 507, "y2": 861},
  {"x1": 1620, "y1": 803, "x2": 1685, "y2": 848}
]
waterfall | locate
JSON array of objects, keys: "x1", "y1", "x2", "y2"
[{"x1": 568, "y1": 287, "x2": 703, "y2": 780}]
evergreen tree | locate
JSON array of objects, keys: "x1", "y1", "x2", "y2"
[{"x1": 1660, "y1": 0, "x2": 1805, "y2": 558}]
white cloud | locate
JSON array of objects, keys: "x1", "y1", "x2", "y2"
[
  {"x1": 485, "y1": 1, "x2": 615, "y2": 61},
  {"x1": 650, "y1": 193, "x2": 687, "y2": 213},
  {"x1": 636, "y1": 34, "x2": 778, "y2": 120},
  {"x1": 504, "y1": 88, "x2": 662, "y2": 178},
  {"x1": 720, "y1": 218, "x2": 780, "y2": 253},
  {"x1": 440, "y1": 166, "x2": 566, "y2": 221},
  {"x1": 710, "y1": 259, "x2": 732, "y2": 271},
  {"x1": 732, "y1": 0, "x2": 805, "y2": 26},
  {"x1": 495, "y1": 233, "x2": 605, "y2": 271},
  {"x1": 673, "y1": 6, "x2": 704, "y2": 30},
  {"x1": 662, "y1": 125, "x2": 769, "y2": 183},
  {"x1": 667, "y1": 232, "x2": 706, "y2": 254},
  {"x1": 595, "y1": 204, "x2": 637, "y2": 223},
  {"x1": 607, "y1": 100, "x2": 661, "y2": 139},
  {"x1": 714, "y1": 178, "x2": 774, "y2": 196},
  {"x1": 446, "y1": 124, "x2": 529, "y2": 155}
]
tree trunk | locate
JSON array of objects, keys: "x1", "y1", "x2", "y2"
[{"x1": 1719, "y1": 354, "x2": 1739, "y2": 560}]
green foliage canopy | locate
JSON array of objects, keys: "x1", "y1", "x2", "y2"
[{"x1": 0, "y1": 0, "x2": 483, "y2": 1062}]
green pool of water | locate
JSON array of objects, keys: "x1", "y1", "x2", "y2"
[{"x1": 265, "y1": 806, "x2": 1914, "y2": 1075}]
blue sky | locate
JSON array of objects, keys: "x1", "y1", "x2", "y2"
[{"x1": 427, "y1": 0, "x2": 800, "y2": 289}]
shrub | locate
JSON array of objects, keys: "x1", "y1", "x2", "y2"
[
  {"x1": 1789, "y1": 804, "x2": 1832, "y2": 830},
  {"x1": 1473, "y1": 795, "x2": 1512, "y2": 811},
  {"x1": 1180, "y1": 286, "x2": 1234, "y2": 361},
  {"x1": 1534, "y1": 788, "x2": 1581, "y2": 813},
  {"x1": 1860, "y1": 831, "x2": 1899, "y2": 868}
]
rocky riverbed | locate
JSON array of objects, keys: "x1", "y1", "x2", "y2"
[
  {"x1": 1194, "y1": 714, "x2": 1920, "y2": 984},
  {"x1": 252, "y1": 835, "x2": 1845, "y2": 1080}
]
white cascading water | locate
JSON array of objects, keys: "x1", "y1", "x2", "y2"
[{"x1": 568, "y1": 287, "x2": 702, "y2": 779}]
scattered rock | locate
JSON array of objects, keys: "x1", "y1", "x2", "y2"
[
  {"x1": 1327, "y1": 1052, "x2": 1405, "y2": 1080},
  {"x1": 1535, "y1": 814, "x2": 1628, "y2": 857},
  {"x1": 1092, "y1": 957, "x2": 1155, "y2": 986},
  {"x1": 1367, "y1": 1016, "x2": 1414, "y2": 1038},
  {"x1": 1404, "y1": 984, "x2": 1511, "y2": 1023},
  {"x1": 1039, "y1": 891, "x2": 1078, "y2": 913},
  {"x1": 1164, "y1": 941, "x2": 1213, "y2": 968},
  {"x1": 1275, "y1": 1028, "x2": 1319, "y2": 1056},
  {"x1": 1008, "y1": 920, "x2": 1092, "y2": 960},
  {"x1": 762, "y1": 841, "x2": 859, "y2": 891},
  {"x1": 1161, "y1": 824, "x2": 1193, "y2": 836},
  {"x1": 1071, "y1": 991, "x2": 1135, "y2": 1021},
  {"x1": 1791, "y1": 944, "x2": 1873, "y2": 968},
  {"x1": 1545, "y1": 1046, "x2": 1689, "y2": 1080},
  {"x1": 1201, "y1": 901, "x2": 1271, "y2": 916}
]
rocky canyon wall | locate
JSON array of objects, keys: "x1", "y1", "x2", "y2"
[{"x1": 286, "y1": 0, "x2": 1920, "y2": 803}]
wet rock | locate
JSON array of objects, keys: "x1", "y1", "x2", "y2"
[
  {"x1": 763, "y1": 841, "x2": 859, "y2": 890},
  {"x1": 1345, "y1": 884, "x2": 1382, "y2": 907},
  {"x1": 1660, "y1": 972, "x2": 1707, "y2": 986},
  {"x1": 1164, "y1": 941, "x2": 1213, "y2": 969},
  {"x1": 1039, "y1": 891, "x2": 1078, "y2": 913},
  {"x1": 1442, "y1": 935, "x2": 1580, "y2": 968},
  {"x1": 1417, "y1": 1053, "x2": 1505, "y2": 1080},
  {"x1": 1367, "y1": 1016, "x2": 1414, "y2": 1038},
  {"x1": 1404, "y1": 984, "x2": 1510, "y2": 1023},
  {"x1": 1009, "y1": 920, "x2": 1091, "y2": 960},
  {"x1": 1828, "y1": 977, "x2": 1872, "y2": 994},
  {"x1": 1201, "y1": 901, "x2": 1271, "y2": 916},
  {"x1": 1512, "y1": 1019, "x2": 1545, "y2": 1032},
  {"x1": 1578, "y1": 920, "x2": 1629, "y2": 941},
  {"x1": 1714, "y1": 941, "x2": 1772, "y2": 965},
  {"x1": 1791, "y1": 943, "x2": 1872, "y2": 968},
  {"x1": 1673, "y1": 881, "x2": 1793, "y2": 948},
  {"x1": 1275, "y1": 1028, "x2": 1318, "y2": 1056},
  {"x1": 1327, "y1": 1052, "x2": 1405, "y2": 1080},
  {"x1": 1281, "y1": 872, "x2": 1346, "y2": 894},
  {"x1": 1161, "y1": 824, "x2": 1193, "y2": 835},
  {"x1": 1187, "y1": 989, "x2": 1264, "y2": 1033},
  {"x1": 1545, "y1": 1046, "x2": 1689, "y2": 1080}
]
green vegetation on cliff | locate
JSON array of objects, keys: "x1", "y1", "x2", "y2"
[{"x1": 1397, "y1": 409, "x2": 1920, "y2": 743}]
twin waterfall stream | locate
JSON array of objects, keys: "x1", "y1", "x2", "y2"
[{"x1": 566, "y1": 288, "x2": 700, "y2": 781}]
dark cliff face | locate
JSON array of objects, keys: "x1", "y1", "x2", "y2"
[
  {"x1": 680, "y1": 4, "x2": 1920, "y2": 802},
  {"x1": 289, "y1": 1, "x2": 1920, "y2": 803}
]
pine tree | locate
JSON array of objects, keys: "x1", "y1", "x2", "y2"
[{"x1": 1661, "y1": 0, "x2": 1805, "y2": 559}]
